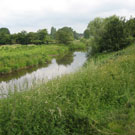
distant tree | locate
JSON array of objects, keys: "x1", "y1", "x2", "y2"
[
  {"x1": 0, "y1": 28, "x2": 11, "y2": 45},
  {"x1": 56, "y1": 27, "x2": 74, "y2": 44},
  {"x1": 10, "y1": 34, "x2": 18, "y2": 44},
  {"x1": 27, "y1": 32, "x2": 38, "y2": 44},
  {"x1": 50, "y1": 27, "x2": 56, "y2": 39},
  {"x1": 84, "y1": 29, "x2": 90, "y2": 39},
  {"x1": 0, "y1": 28, "x2": 10, "y2": 35},
  {"x1": 37, "y1": 29, "x2": 48, "y2": 44},
  {"x1": 16, "y1": 31, "x2": 28, "y2": 45},
  {"x1": 73, "y1": 31, "x2": 81, "y2": 40}
]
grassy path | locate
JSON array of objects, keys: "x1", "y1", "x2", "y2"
[{"x1": 0, "y1": 45, "x2": 135, "y2": 135}]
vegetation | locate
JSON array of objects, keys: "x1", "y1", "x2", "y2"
[
  {"x1": 84, "y1": 15, "x2": 135, "y2": 54},
  {"x1": 0, "y1": 28, "x2": 11, "y2": 45},
  {"x1": 56, "y1": 27, "x2": 74, "y2": 44},
  {"x1": 0, "y1": 14, "x2": 135, "y2": 134},
  {"x1": 0, "y1": 44, "x2": 135, "y2": 135},
  {"x1": 0, "y1": 45, "x2": 68, "y2": 74},
  {"x1": 69, "y1": 40, "x2": 86, "y2": 50},
  {"x1": 0, "y1": 26, "x2": 82, "y2": 45}
]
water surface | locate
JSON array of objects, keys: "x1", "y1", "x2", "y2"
[{"x1": 0, "y1": 51, "x2": 87, "y2": 96}]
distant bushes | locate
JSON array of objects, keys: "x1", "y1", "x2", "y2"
[{"x1": 0, "y1": 26, "x2": 82, "y2": 45}]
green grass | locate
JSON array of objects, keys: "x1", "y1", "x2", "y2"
[
  {"x1": 0, "y1": 44, "x2": 69, "y2": 74},
  {"x1": 0, "y1": 45, "x2": 135, "y2": 135},
  {"x1": 69, "y1": 40, "x2": 87, "y2": 50}
]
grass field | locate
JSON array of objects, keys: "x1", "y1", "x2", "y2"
[
  {"x1": 0, "y1": 44, "x2": 135, "y2": 135},
  {"x1": 0, "y1": 44, "x2": 69, "y2": 74}
]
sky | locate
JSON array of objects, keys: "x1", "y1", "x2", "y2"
[{"x1": 0, "y1": 0, "x2": 135, "y2": 33}]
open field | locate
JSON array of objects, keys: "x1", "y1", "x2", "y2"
[
  {"x1": 0, "y1": 44, "x2": 69, "y2": 74},
  {"x1": 0, "y1": 45, "x2": 135, "y2": 134}
]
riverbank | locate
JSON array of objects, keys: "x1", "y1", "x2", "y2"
[
  {"x1": 0, "y1": 44, "x2": 135, "y2": 135},
  {"x1": 0, "y1": 44, "x2": 69, "y2": 75}
]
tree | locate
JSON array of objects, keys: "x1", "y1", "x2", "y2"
[
  {"x1": 85, "y1": 17, "x2": 105, "y2": 53},
  {"x1": 0, "y1": 28, "x2": 10, "y2": 35},
  {"x1": 0, "y1": 28, "x2": 11, "y2": 45},
  {"x1": 126, "y1": 17, "x2": 135, "y2": 37},
  {"x1": 99, "y1": 15, "x2": 128, "y2": 52},
  {"x1": 50, "y1": 27, "x2": 56, "y2": 39},
  {"x1": 84, "y1": 29, "x2": 90, "y2": 39},
  {"x1": 85, "y1": 16, "x2": 130, "y2": 54},
  {"x1": 16, "y1": 31, "x2": 28, "y2": 45},
  {"x1": 56, "y1": 27, "x2": 74, "y2": 44},
  {"x1": 37, "y1": 29, "x2": 48, "y2": 44}
]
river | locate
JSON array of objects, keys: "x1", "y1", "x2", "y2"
[{"x1": 0, "y1": 51, "x2": 87, "y2": 97}]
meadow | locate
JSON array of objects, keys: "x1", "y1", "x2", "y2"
[
  {"x1": 0, "y1": 44, "x2": 135, "y2": 135},
  {"x1": 0, "y1": 44, "x2": 69, "y2": 74}
]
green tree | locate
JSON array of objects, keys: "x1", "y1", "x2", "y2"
[
  {"x1": 84, "y1": 29, "x2": 90, "y2": 39},
  {"x1": 0, "y1": 28, "x2": 11, "y2": 45},
  {"x1": 126, "y1": 17, "x2": 135, "y2": 38},
  {"x1": 99, "y1": 15, "x2": 128, "y2": 52},
  {"x1": 0, "y1": 28, "x2": 10, "y2": 35},
  {"x1": 73, "y1": 31, "x2": 80, "y2": 40},
  {"x1": 16, "y1": 31, "x2": 28, "y2": 45},
  {"x1": 86, "y1": 16, "x2": 130, "y2": 54},
  {"x1": 50, "y1": 27, "x2": 56, "y2": 39},
  {"x1": 37, "y1": 29, "x2": 48, "y2": 44},
  {"x1": 56, "y1": 27, "x2": 74, "y2": 44}
]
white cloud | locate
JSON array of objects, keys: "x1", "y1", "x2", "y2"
[{"x1": 0, "y1": 0, "x2": 135, "y2": 33}]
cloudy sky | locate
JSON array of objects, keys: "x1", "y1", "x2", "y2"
[{"x1": 0, "y1": 0, "x2": 135, "y2": 33}]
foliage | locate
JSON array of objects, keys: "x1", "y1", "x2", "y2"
[
  {"x1": 73, "y1": 31, "x2": 82, "y2": 40},
  {"x1": 0, "y1": 28, "x2": 11, "y2": 45},
  {"x1": 84, "y1": 29, "x2": 90, "y2": 39},
  {"x1": 85, "y1": 15, "x2": 135, "y2": 55},
  {"x1": 126, "y1": 17, "x2": 135, "y2": 44},
  {"x1": 99, "y1": 16, "x2": 129, "y2": 52},
  {"x1": 56, "y1": 27, "x2": 74, "y2": 44},
  {"x1": 0, "y1": 45, "x2": 135, "y2": 135},
  {"x1": 0, "y1": 28, "x2": 10, "y2": 35},
  {"x1": 0, "y1": 28, "x2": 50, "y2": 45},
  {"x1": 0, "y1": 45, "x2": 69, "y2": 74},
  {"x1": 69, "y1": 40, "x2": 86, "y2": 50},
  {"x1": 50, "y1": 27, "x2": 57, "y2": 39}
]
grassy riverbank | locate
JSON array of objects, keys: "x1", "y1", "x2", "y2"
[
  {"x1": 0, "y1": 44, "x2": 69, "y2": 74},
  {"x1": 0, "y1": 44, "x2": 135, "y2": 135}
]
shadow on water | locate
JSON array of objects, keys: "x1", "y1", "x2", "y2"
[{"x1": 0, "y1": 51, "x2": 87, "y2": 96}]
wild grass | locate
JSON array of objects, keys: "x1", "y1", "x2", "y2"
[
  {"x1": 69, "y1": 40, "x2": 86, "y2": 50},
  {"x1": 0, "y1": 44, "x2": 69, "y2": 74},
  {"x1": 0, "y1": 45, "x2": 135, "y2": 135}
]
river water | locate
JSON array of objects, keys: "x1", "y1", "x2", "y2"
[{"x1": 0, "y1": 51, "x2": 87, "y2": 97}]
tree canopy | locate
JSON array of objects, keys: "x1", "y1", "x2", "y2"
[
  {"x1": 56, "y1": 27, "x2": 74, "y2": 44},
  {"x1": 84, "y1": 15, "x2": 134, "y2": 54}
]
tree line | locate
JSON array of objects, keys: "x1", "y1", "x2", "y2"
[
  {"x1": 84, "y1": 15, "x2": 135, "y2": 54},
  {"x1": 0, "y1": 27, "x2": 82, "y2": 45}
]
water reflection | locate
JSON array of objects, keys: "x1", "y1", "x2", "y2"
[
  {"x1": 56, "y1": 52, "x2": 74, "y2": 66},
  {"x1": 0, "y1": 52, "x2": 87, "y2": 96}
]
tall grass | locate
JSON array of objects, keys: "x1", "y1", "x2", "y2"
[
  {"x1": 0, "y1": 45, "x2": 135, "y2": 134},
  {"x1": 69, "y1": 40, "x2": 86, "y2": 50},
  {"x1": 0, "y1": 44, "x2": 69, "y2": 74}
]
